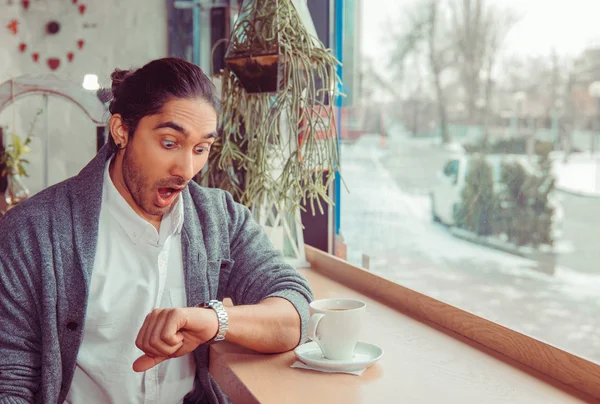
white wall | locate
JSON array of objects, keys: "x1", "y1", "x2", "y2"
[{"x1": 0, "y1": 0, "x2": 167, "y2": 195}]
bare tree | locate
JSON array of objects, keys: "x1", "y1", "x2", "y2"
[
  {"x1": 388, "y1": 0, "x2": 518, "y2": 144},
  {"x1": 498, "y1": 52, "x2": 572, "y2": 138},
  {"x1": 449, "y1": 0, "x2": 486, "y2": 124},
  {"x1": 400, "y1": 53, "x2": 430, "y2": 136},
  {"x1": 388, "y1": 0, "x2": 453, "y2": 143},
  {"x1": 480, "y1": 5, "x2": 520, "y2": 147},
  {"x1": 450, "y1": 0, "x2": 518, "y2": 128},
  {"x1": 427, "y1": 0, "x2": 451, "y2": 143}
]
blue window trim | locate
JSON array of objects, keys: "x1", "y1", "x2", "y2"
[
  {"x1": 193, "y1": 5, "x2": 201, "y2": 65},
  {"x1": 334, "y1": 0, "x2": 344, "y2": 235}
]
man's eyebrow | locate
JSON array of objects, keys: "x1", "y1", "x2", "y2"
[
  {"x1": 153, "y1": 121, "x2": 190, "y2": 137},
  {"x1": 154, "y1": 122, "x2": 217, "y2": 140}
]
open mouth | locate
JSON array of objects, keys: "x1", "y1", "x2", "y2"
[{"x1": 156, "y1": 187, "x2": 183, "y2": 208}]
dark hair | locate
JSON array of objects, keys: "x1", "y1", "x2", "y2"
[{"x1": 107, "y1": 57, "x2": 220, "y2": 151}]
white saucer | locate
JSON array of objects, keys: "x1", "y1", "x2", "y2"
[{"x1": 294, "y1": 341, "x2": 383, "y2": 372}]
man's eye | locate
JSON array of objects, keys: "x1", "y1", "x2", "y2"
[
  {"x1": 195, "y1": 146, "x2": 209, "y2": 154},
  {"x1": 162, "y1": 140, "x2": 176, "y2": 149}
]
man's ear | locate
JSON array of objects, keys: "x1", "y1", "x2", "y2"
[{"x1": 109, "y1": 114, "x2": 129, "y2": 149}]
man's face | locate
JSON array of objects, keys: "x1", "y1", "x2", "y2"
[{"x1": 118, "y1": 98, "x2": 217, "y2": 219}]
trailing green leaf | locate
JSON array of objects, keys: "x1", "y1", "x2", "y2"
[{"x1": 203, "y1": 0, "x2": 342, "y2": 216}]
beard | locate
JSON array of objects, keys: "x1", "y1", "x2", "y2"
[{"x1": 122, "y1": 146, "x2": 186, "y2": 217}]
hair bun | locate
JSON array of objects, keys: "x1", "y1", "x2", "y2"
[{"x1": 110, "y1": 69, "x2": 134, "y2": 95}]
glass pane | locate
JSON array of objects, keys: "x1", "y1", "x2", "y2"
[{"x1": 340, "y1": 0, "x2": 600, "y2": 364}]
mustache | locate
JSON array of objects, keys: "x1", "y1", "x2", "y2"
[{"x1": 155, "y1": 177, "x2": 187, "y2": 188}]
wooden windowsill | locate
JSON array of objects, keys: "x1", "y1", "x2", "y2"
[{"x1": 209, "y1": 246, "x2": 600, "y2": 403}]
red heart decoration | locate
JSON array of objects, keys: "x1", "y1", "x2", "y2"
[
  {"x1": 72, "y1": 0, "x2": 78, "y2": 3},
  {"x1": 78, "y1": 4, "x2": 86, "y2": 15},
  {"x1": 21, "y1": 0, "x2": 30, "y2": 10},
  {"x1": 47, "y1": 58, "x2": 60, "y2": 71},
  {"x1": 77, "y1": 39, "x2": 84, "y2": 49},
  {"x1": 32, "y1": 52, "x2": 39, "y2": 62},
  {"x1": 67, "y1": 52, "x2": 74, "y2": 62},
  {"x1": 18, "y1": 43, "x2": 26, "y2": 53},
  {"x1": 7, "y1": 20, "x2": 18, "y2": 35}
]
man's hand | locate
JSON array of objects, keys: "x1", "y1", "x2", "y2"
[{"x1": 132, "y1": 307, "x2": 219, "y2": 372}]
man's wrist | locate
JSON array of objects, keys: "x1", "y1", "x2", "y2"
[{"x1": 197, "y1": 300, "x2": 229, "y2": 343}]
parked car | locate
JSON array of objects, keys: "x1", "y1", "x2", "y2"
[{"x1": 430, "y1": 155, "x2": 563, "y2": 240}]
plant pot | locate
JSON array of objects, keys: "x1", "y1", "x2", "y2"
[
  {"x1": 225, "y1": 53, "x2": 282, "y2": 94},
  {"x1": 224, "y1": 0, "x2": 320, "y2": 94},
  {"x1": 224, "y1": 0, "x2": 281, "y2": 93}
]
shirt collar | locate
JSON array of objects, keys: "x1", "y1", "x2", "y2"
[
  {"x1": 170, "y1": 192, "x2": 185, "y2": 235},
  {"x1": 102, "y1": 158, "x2": 184, "y2": 245}
]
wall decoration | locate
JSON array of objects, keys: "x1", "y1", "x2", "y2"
[
  {"x1": 6, "y1": 19, "x2": 18, "y2": 35},
  {"x1": 3, "y1": 0, "x2": 97, "y2": 71}
]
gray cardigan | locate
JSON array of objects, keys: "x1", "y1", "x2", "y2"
[{"x1": 0, "y1": 145, "x2": 313, "y2": 404}]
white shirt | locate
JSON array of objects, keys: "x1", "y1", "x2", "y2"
[{"x1": 65, "y1": 160, "x2": 196, "y2": 404}]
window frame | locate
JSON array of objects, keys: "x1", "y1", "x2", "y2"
[{"x1": 305, "y1": 245, "x2": 600, "y2": 401}]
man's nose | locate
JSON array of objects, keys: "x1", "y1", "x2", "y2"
[{"x1": 173, "y1": 152, "x2": 195, "y2": 181}]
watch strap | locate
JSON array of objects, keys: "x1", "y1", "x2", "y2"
[{"x1": 197, "y1": 300, "x2": 229, "y2": 343}]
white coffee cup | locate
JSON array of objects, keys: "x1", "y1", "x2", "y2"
[{"x1": 306, "y1": 298, "x2": 366, "y2": 360}]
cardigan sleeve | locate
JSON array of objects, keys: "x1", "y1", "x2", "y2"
[
  {"x1": 0, "y1": 213, "x2": 43, "y2": 403},
  {"x1": 221, "y1": 192, "x2": 314, "y2": 344}
]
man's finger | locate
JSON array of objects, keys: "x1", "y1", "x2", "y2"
[
  {"x1": 132, "y1": 354, "x2": 167, "y2": 373},
  {"x1": 162, "y1": 308, "x2": 187, "y2": 342},
  {"x1": 147, "y1": 311, "x2": 176, "y2": 357},
  {"x1": 136, "y1": 313, "x2": 153, "y2": 353}
]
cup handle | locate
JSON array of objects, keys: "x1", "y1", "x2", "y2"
[{"x1": 306, "y1": 313, "x2": 326, "y2": 354}]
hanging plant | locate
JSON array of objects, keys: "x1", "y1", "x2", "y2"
[{"x1": 204, "y1": 0, "x2": 342, "y2": 217}]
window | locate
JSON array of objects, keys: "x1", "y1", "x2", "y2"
[
  {"x1": 442, "y1": 160, "x2": 459, "y2": 178},
  {"x1": 339, "y1": 0, "x2": 600, "y2": 365}
]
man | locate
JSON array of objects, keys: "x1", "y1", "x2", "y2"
[{"x1": 0, "y1": 57, "x2": 313, "y2": 404}]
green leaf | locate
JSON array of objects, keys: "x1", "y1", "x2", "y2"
[{"x1": 12, "y1": 135, "x2": 23, "y2": 158}]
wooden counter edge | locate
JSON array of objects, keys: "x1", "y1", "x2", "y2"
[
  {"x1": 304, "y1": 245, "x2": 600, "y2": 403},
  {"x1": 209, "y1": 343, "x2": 261, "y2": 404}
]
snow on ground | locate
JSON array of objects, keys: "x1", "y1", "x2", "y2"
[
  {"x1": 339, "y1": 133, "x2": 600, "y2": 362},
  {"x1": 386, "y1": 122, "x2": 600, "y2": 198},
  {"x1": 342, "y1": 135, "x2": 538, "y2": 275},
  {"x1": 553, "y1": 153, "x2": 600, "y2": 197}
]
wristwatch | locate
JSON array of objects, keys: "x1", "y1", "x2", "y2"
[{"x1": 197, "y1": 300, "x2": 229, "y2": 343}]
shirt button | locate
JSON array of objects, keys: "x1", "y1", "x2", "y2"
[{"x1": 66, "y1": 321, "x2": 78, "y2": 331}]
